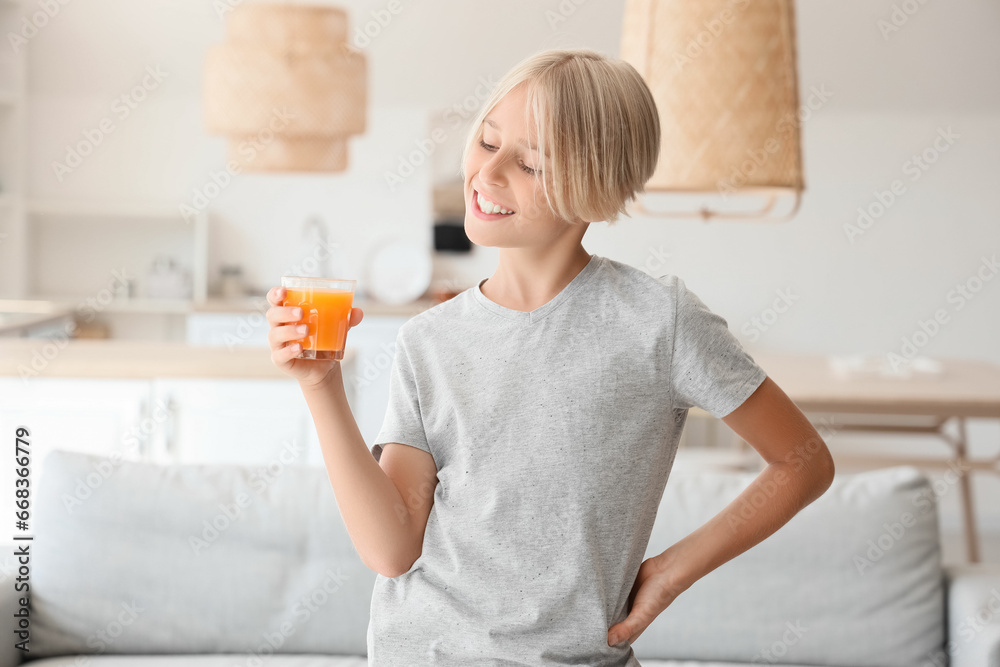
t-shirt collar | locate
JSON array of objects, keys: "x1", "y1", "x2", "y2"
[{"x1": 473, "y1": 253, "x2": 601, "y2": 324}]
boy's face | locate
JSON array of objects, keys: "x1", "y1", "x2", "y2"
[{"x1": 463, "y1": 84, "x2": 588, "y2": 249}]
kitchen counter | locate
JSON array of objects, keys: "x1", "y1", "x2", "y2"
[{"x1": 0, "y1": 338, "x2": 356, "y2": 379}]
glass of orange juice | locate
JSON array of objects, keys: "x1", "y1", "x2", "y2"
[{"x1": 280, "y1": 276, "x2": 356, "y2": 361}]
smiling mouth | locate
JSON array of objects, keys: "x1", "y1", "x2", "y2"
[{"x1": 473, "y1": 189, "x2": 515, "y2": 216}]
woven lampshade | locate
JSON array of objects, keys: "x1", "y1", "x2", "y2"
[
  {"x1": 204, "y1": 3, "x2": 366, "y2": 172},
  {"x1": 620, "y1": 0, "x2": 804, "y2": 221}
]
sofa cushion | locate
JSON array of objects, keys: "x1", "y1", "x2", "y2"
[
  {"x1": 31, "y1": 449, "x2": 377, "y2": 658},
  {"x1": 632, "y1": 465, "x2": 944, "y2": 666}
]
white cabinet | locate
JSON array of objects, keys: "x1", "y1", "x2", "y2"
[
  {"x1": 148, "y1": 378, "x2": 322, "y2": 467},
  {"x1": 0, "y1": 377, "x2": 152, "y2": 459},
  {"x1": 0, "y1": 377, "x2": 151, "y2": 523}
]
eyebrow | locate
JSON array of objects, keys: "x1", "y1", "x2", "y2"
[{"x1": 483, "y1": 118, "x2": 548, "y2": 157}]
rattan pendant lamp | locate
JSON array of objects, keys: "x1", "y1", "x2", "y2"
[
  {"x1": 620, "y1": 0, "x2": 804, "y2": 222},
  {"x1": 204, "y1": 3, "x2": 367, "y2": 172}
]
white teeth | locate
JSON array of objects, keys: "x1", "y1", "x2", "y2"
[{"x1": 477, "y1": 192, "x2": 514, "y2": 215}]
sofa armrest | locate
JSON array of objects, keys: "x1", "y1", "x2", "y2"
[
  {"x1": 0, "y1": 547, "x2": 26, "y2": 667},
  {"x1": 943, "y1": 562, "x2": 1000, "y2": 667}
]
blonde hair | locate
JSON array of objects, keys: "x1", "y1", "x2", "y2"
[{"x1": 460, "y1": 48, "x2": 660, "y2": 226}]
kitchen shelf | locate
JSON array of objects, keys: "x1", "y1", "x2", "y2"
[
  {"x1": 26, "y1": 198, "x2": 192, "y2": 219},
  {"x1": 22, "y1": 296, "x2": 196, "y2": 314},
  {"x1": 2, "y1": 294, "x2": 440, "y2": 317},
  {"x1": 192, "y1": 296, "x2": 440, "y2": 317},
  {"x1": 18, "y1": 201, "x2": 208, "y2": 304}
]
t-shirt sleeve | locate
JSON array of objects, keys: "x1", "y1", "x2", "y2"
[
  {"x1": 370, "y1": 327, "x2": 432, "y2": 463},
  {"x1": 669, "y1": 277, "x2": 768, "y2": 418}
]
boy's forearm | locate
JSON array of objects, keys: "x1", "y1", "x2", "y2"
[
  {"x1": 655, "y1": 460, "x2": 834, "y2": 594},
  {"x1": 299, "y1": 364, "x2": 416, "y2": 576}
]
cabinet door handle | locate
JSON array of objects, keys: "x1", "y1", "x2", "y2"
[
  {"x1": 136, "y1": 396, "x2": 150, "y2": 460},
  {"x1": 164, "y1": 395, "x2": 179, "y2": 459}
]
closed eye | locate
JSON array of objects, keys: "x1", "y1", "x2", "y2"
[{"x1": 479, "y1": 140, "x2": 538, "y2": 176}]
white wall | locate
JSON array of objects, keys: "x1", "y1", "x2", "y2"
[{"x1": 16, "y1": 0, "x2": 1000, "y2": 541}]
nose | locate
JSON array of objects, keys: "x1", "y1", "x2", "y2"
[{"x1": 479, "y1": 148, "x2": 511, "y2": 188}]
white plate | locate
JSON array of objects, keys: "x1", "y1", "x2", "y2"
[{"x1": 366, "y1": 239, "x2": 432, "y2": 305}]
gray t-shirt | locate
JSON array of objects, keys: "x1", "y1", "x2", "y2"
[{"x1": 367, "y1": 253, "x2": 767, "y2": 666}]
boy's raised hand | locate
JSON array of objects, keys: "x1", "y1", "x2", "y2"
[{"x1": 265, "y1": 285, "x2": 363, "y2": 389}]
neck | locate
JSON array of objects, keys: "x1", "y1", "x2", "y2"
[{"x1": 481, "y1": 243, "x2": 593, "y2": 313}]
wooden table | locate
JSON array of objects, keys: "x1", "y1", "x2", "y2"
[{"x1": 745, "y1": 354, "x2": 1000, "y2": 563}]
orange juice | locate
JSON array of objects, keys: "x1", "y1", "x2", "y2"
[{"x1": 282, "y1": 288, "x2": 354, "y2": 360}]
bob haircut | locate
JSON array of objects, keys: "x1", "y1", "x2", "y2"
[{"x1": 461, "y1": 48, "x2": 661, "y2": 226}]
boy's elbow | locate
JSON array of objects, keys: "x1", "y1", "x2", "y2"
[
  {"x1": 376, "y1": 564, "x2": 409, "y2": 579},
  {"x1": 364, "y1": 550, "x2": 420, "y2": 579},
  {"x1": 365, "y1": 556, "x2": 406, "y2": 579},
  {"x1": 821, "y1": 463, "x2": 836, "y2": 494},
  {"x1": 813, "y1": 446, "x2": 836, "y2": 493}
]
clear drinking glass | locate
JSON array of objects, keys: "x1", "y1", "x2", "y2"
[{"x1": 280, "y1": 276, "x2": 356, "y2": 361}]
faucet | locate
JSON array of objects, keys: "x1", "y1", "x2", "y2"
[{"x1": 300, "y1": 215, "x2": 333, "y2": 277}]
